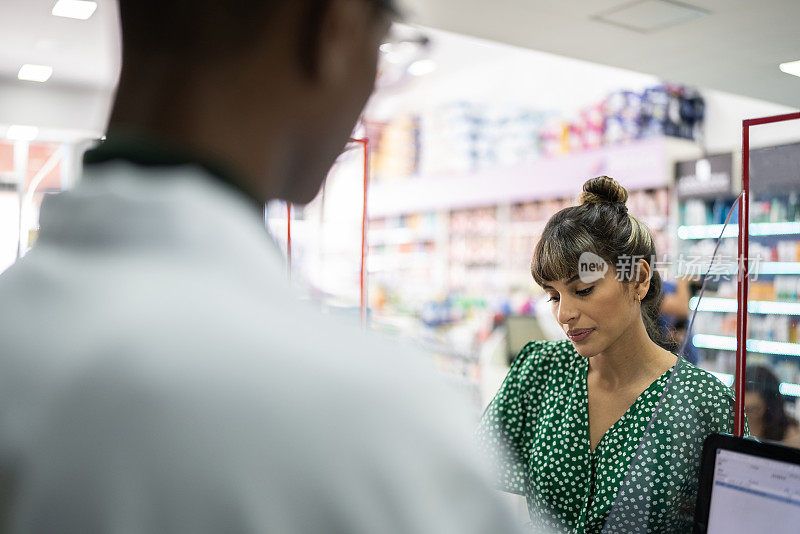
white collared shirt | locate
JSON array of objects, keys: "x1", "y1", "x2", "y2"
[{"x1": 0, "y1": 162, "x2": 524, "y2": 533}]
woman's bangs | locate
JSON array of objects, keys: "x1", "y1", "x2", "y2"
[{"x1": 531, "y1": 236, "x2": 581, "y2": 287}]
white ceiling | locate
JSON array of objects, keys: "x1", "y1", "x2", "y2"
[
  {"x1": 400, "y1": 0, "x2": 800, "y2": 109},
  {"x1": 2, "y1": 0, "x2": 796, "y2": 106},
  {"x1": 0, "y1": 0, "x2": 119, "y2": 139},
  {"x1": 0, "y1": 0, "x2": 797, "y2": 141},
  {"x1": 0, "y1": 0, "x2": 118, "y2": 88}
]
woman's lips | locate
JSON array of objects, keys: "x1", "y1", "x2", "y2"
[{"x1": 567, "y1": 328, "x2": 594, "y2": 342}]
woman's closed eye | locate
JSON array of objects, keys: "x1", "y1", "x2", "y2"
[{"x1": 547, "y1": 287, "x2": 593, "y2": 302}]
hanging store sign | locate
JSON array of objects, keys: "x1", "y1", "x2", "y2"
[
  {"x1": 675, "y1": 153, "x2": 734, "y2": 199},
  {"x1": 750, "y1": 142, "x2": 800, "y2": 193}
]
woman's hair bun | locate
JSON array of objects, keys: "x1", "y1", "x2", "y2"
[{"x1": 579, "y1": 176, "x2": 629, "y2": 206}]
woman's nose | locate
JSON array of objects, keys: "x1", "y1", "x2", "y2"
[{"x1": 557, "y1": 298, "x2": 579, "y2": 325}]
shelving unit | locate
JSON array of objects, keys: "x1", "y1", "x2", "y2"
[
  {"x1": 360, "y1": 138, "x2": 695, "y2": 410},
  {"x1": 691, "y1": 297, "x2": 800, "y2": 316},
  {"x1": 710, "y1": 372, "x2": 800, "y2": 398},
  {"x1": 369, "y1": 137, "x2": 699, "y2": 217},
  {"x1": 678, "y1": 222, "x2": 800, "y2": 240},
  {"x1": 676, "y1": 144, "x2": 800, "y2": 390}
]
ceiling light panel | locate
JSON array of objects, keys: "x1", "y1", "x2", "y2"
[
  {"x1": 52, "y1": 0, "x2": 98, "y2": 20},
  {"x1": 6, "y1": 125, "x2": 40, "y2": 141},
  {"x1": 780, "y1": 60, "x2": 800, "y2": 78},
  {"x1": 18, "y1": 64, "x2": 53, "y2": 82},
  {"x1": 595, "y1": 0, "x2": 709, "y2": 33}
]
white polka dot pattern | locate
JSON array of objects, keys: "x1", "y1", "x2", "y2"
[{"x1": 476, "y1": 339, "x2": 743, "y2": 533}]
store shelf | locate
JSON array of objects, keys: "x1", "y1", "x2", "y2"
[
  {"x1": 506, "y1": 221, "x2": 548, "y2": 233},
  {"x1": 369, "y1": 137, "x2": 697, "y2": 216},
  {"x1": 678, "y1": 222, "x2": 800, "y2": 240},
  {"x1": 755, "y1": 262, "x2": 800, "y2": 275},
  {"x1": 367, "y1": 253, "x2": 434, "y2": 272},
  {"x1": 709, "y1": 372, "x2": 800, "y2": 398},
  {"x1": 690, "y1": 297, "x2": 800, "y2": 316},
  {"x1": 368, "y1": 227, "x2": 437, "y2": 245},
  {"x1": 677, "y1": 262, "x2": 800, "y2": 276},
  {"x1": 693, "y1": 334, "x2": 800, "y2": 357},
  {"x1": 640, "y1": 215, "x2": 670, "y2": 230}
]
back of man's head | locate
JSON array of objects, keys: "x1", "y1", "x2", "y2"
[
  {"x1": 117, "y1": 1, "x2": 305, "y2": 64},
  {"x1": 112, "y1": 0, "x2": 395, "y2": 204}
]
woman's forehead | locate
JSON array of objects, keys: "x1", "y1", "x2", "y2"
[
  {"x1": 541, "y1": 269, "x2": 618, "y2": 289},
  {"x1": 540, "y1": 274, "x2": 579, "y2": 289}
]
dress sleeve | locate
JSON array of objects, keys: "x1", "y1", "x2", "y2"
[
  {"x1": 476, "y1": 342, "x2": 540, "y2": 495},
  {"x1": 705, "y1": 384, "x2": 750, "y2": 438}
]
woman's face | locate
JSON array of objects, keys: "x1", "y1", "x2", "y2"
[
  {"x1": 542, "y1": 268, "x2": 642, "y2": 358},
  {"x1": 744, "y1": 390, "x2": 766, "y2": 424}
]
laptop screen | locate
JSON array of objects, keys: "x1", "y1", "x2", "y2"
[{"x1": 707, "y1": 448, "x2": 800, "y2": 533}]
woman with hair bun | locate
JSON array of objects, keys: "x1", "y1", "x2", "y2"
[
  {"x1": 477, "y1": 176, "x2": 740, "y2": 533},
  {"x1": 745, "y1": 365, "x2": 800, "y2": 447}
]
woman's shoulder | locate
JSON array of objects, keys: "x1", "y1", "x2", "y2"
[
  {"x1": 677, "y1": 360, "x2": 735, "y2": 399},
  {"x1": 670, "y1": 359, "x2": 737, "y2": 415},
  {"x1": 517, "y1": 338, "x2": 576, "y2": 362},
  {"x1": 510, "y1": 339, "x2": 577, "y2": 378},
  {"x1": 502, "y1": 339, "x2": 577, "y2": 403}
]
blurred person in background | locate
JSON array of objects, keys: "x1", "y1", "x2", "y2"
[
  {"x1": 659, "y1": 277, "x2": 698, "y2": 363},
  {"x1": 745, "y1": 365, "x2": 800, "y2": 448},
  {"x1": 477, "y1": 176, "x2": 739, "y2": 533},
  {"x1": 0, "y1": 1, "x2": 525, "y2": 532}
]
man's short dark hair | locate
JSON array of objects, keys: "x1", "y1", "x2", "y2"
[
  {"x1": 117, "y1": 0, "x2": 292, "y2": 59},
  {"x1": 117, "y1": 0, "x2": 396, "y2": 64}
]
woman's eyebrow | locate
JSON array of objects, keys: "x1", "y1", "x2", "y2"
[{"x1": 542, "y1": 274, "x2": 580, "y2": 290}]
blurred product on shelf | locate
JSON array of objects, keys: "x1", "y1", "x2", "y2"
[
  {"x1": 681, "y1": 197, "x2": 739, "y2": 226},
  {"x1": 605, "y1": 84, "x2": 704, "y2": 144},
  {"x1": 415, "y1": 102, "x2": 545, "y2": 176},
  {"x1": 369, "y1": 84, "x2": 704, "y2": 183},
  {"x1": 367, "y1": 115, "x2": 420, "y2": 181}
]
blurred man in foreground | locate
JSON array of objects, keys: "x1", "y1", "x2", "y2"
[{"x1": 0, "y1": 1, "x2": 523, "y2": 532}]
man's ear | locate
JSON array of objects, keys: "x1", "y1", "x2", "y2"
[
  {"x1": 303, "y1": 0, "x2": 365, "y2": 84},
  {"x1": 297, "y1": 0, "x2": 328, "y2": 80}
]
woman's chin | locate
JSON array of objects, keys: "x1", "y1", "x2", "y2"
[{"x1": 571, "y1": 340, "x2": 601, "y2": 358}]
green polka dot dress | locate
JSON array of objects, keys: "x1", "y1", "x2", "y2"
[{"x1": 477, "y1": 339, "x2": 743, "y2": 533}]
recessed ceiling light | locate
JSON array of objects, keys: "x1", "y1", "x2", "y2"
[
  {"x1": 7, "y1": 125, "x2": 39, "y2": 141},
  {"x1": 18, "y1": 64, "x2": 53, "y2": 83},
  {"x1": 408, "y1": 59, "x2": 436, "y2": 76},
  {"x1": 779, "y1": 60, "x2": 800, "y2": 78},
  {"x1": 52, "y1": 0, "x2": 98, "y2": 20}
]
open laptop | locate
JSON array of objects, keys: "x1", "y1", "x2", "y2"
[{"x1": 694, "y1": 433, "x2": 800, "y2": 534}]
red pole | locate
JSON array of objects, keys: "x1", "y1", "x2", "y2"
[
  {"x1": 743, "y1": 112, "x2": 800, "y2": 127},
  {"x1": 286, "y1": 201, "x2": 292, "y2": 281},
  {"x1": 734, "y1": 123, "x2": 750, "y2": 437},
  {"x1": 733, "y1": 111, "x2": 800, "y2": 436},
  {"x1": 350, "y1": 138, "x2": 370, "y2": 329}
]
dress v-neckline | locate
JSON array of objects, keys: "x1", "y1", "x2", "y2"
[{"x1": 578, "y1": 357, "x2": 672, "y2": 455}]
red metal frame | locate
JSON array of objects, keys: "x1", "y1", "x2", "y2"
[
  {"x1": 286, "y1": 201, "x2": 292, "y2": 280},
  {"x1": 735, "y1": 112, "x2": 800, "y2": 436},
  {"x1": 351, "y1": 138, "x2": 370, "y2": 329},
  {"x1": 284, "y1": 138, "x2": 370, "y2": 327}
]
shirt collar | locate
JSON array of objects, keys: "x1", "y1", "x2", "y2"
[{"x1": 83, "y1": 131, "x2": 263, "y2": 214}]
